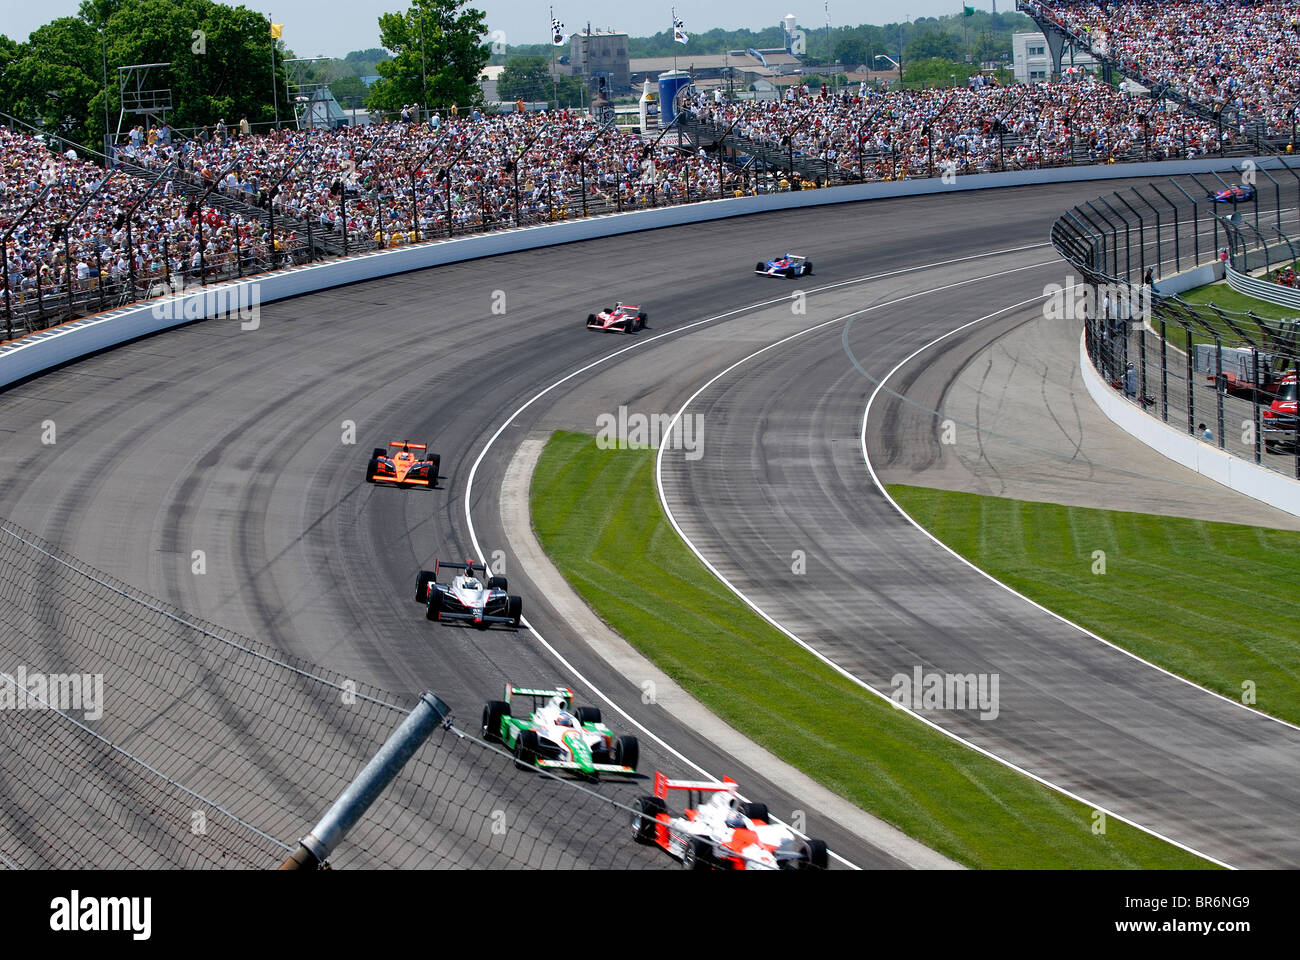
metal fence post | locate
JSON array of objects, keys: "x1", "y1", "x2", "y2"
[
  {"x1": 280, "y1": 691, "x2": 450, "y2": 870},
  {"x1": 1158, "y1": 319, "x2": 1168, "y2": 423},
  {"x1": 1186, "y1": 327, "x2": 1195, "y2": 435},
  {"x1": 1215, "y1": 335, "x2": 1225, "y2": 449},
  {"x1": 1251, "y1": 347, "x2": 1262, "y2": 463}
]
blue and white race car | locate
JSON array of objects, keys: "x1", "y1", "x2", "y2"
[{"x1": 755, "y1": 253, "x2": 813, "y2": 278}]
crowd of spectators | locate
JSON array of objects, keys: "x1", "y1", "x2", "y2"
[
  {"x1": 685, "y1": 74, "x2": 1236, "y2": 178},
  {"x1": 0, "y1": 62, "x2": 1257, "y2": 333},
  {"x1": 1024, "y1": 1, "x2": 1300, "y2": 136}
]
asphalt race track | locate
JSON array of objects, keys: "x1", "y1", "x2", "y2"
[{"x1": 3, "y1": 176, "x2": 1296, "y2": 868}]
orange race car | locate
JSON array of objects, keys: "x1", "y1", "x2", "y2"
[{"x1": 365, "y1": 441, "x2": 441, "y2": 488}]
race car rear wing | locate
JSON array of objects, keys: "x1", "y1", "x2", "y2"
[
  {"x1": 654, "y1": 771, "x2": 739, "y2": 801},
  {"x1": 388, "y1": 441, "x2": 428, "y2": 451},
  {"x1": 504, "y1": 684, "x2": 576, "y2": 706},
  {"x1": 432, "y1": 558, "x2": 486, "y2": 579}
]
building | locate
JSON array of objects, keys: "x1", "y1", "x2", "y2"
[
  {"x1": 569, "y1": 29, "x2": 630, "y2": 93},
  {"x1": 1013, "y1": 31, "x2": 1098, "y2": 82}
]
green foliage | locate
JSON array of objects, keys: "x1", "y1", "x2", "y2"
[
  {"x1": 496, "y1": 55, "x2": 583, "y2": 108},
  {"x1": 904, "y1": 57, "x2": 978, "y2": 87},
  {"x1": 368, "y1": 0, "x2": 489, "y2": 114},
  {"x1": 0, "y1": 0, "x2": 286, "y2": 150},
  {"x1": 905, "y1": 28, "x2": 962, "y2": 63}
]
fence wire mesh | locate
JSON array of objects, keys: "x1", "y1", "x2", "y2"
[
  {"x1": 0, "y1": 516, "x2": 683, "y2": 869},
  {"x1": 1052, "y1": 166, "x2": 1300, "y2": 480}
]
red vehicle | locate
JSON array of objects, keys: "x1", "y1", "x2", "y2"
[
  {"x1": 631, "y1": 772, "x2": 828, "y2": 870},
  {"x1": 1262, "y1": 373, "x2": 1298, "y2": 453},
  {"x1": 586, "y1": 303, "x2": 646, "y2": 333},
  {"x1": 365, "y1": 441, "x2": 440, "y2": 487}
]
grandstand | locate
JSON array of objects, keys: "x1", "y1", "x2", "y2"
[{"x1": 0, "y1": 8, "x2": 1282, "y2": 342}]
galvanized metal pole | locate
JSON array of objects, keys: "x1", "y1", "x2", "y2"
[{"x1": 280, "y1": 691, "x2": 450, "y2": 870}]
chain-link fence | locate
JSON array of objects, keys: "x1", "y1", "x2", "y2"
[
  {"x1": 0, "y1": 516, "x2": 684, "y2": 869},
  {"x1": 1052, "y1": 163, "x2": 1300, "y2": 480}
]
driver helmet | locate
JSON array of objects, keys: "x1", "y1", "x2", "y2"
[
  {"x1": 725, "y1": 811, "x2": 746, "y2": 829},
  {"x1": 555, "y1": 712, "x2": 574, "y2": 727}
]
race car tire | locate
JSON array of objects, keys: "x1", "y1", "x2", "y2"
[
  {"x1": 587, "y1": 313, "x2": 597, "y2": 326},
  {"x1": 755, "y1": 262, "x2": 765, "y2": 273},
  {"x1": 505, "y1": 595, "x2": 523, "y2": 628},
  {"x1": 415, "y1": 570, "x2": 438, "y2": 603},
  {"x1": 625, "y1": 319, "x2": 635, "y2": 334},
  {"x1": 371, "y1": 448, "x2": 386, "y2": 459},
  {"x1": 425, "y1": 589, "x2": 443, "y2": 621},
  {"x1": 481, "y1": 700, "x2": 510, "y2": 743},
  {"x1": 487, "y1": 575, "x2": 508, "y2": 591},
  {"x1": 614, "y1": 735, "x2": 639, "y2": 771},
  {"x1": 514, "y1": 729, "x2": 540, "y2": 769},
  {"x1": 797, "y1": 838, "x2": 829, "y2": 870},
  {"x1": 427, "y1": 455, "x2": 441, "y2": 487},
  {"x1": 784, "y1": 267, "x2": 797, "y2": 278},
  {"x1": 638, "y1": 312, "x2": 647, "y2": 329},
  {"x1": 632, "y1": 796, "x2": 666, "y2": 844},
  {"x1": 575, "y1": 706, "x2": 601, "y2": 725},
  {"x1": 804, "y1": 262, "x2": 814, "y2": 275},
  {"x1": 683, "y1": 837, "x2": 713, "y2": 871},
  {"x1": 365, "y1": 459, "x2": 378, "y2": 483},
  {"x1": 739, "y1": 801, "x2": 769, "y2": 823}
]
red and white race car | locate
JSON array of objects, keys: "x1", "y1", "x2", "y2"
[
  {"x1": 631, "y1": 772, "x2": 829, "y2": 870},
  {"x1": 586, "y1": 303, "x2": 647, "y2": 333}
]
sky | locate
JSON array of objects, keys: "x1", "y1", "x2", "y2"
[{"x1": 5, "y1": 1, "x2": 998, "y2": 59}]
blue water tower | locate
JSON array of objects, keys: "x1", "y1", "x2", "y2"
[{"x1": 657, "y1": 71, "x2": 693, "y2": 126}]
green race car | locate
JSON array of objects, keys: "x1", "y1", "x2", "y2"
[{"x1": 480, "y1": 684, "x2": 639, "y2": 777}]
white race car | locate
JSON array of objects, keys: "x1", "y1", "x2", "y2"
[
  {"x1": 632, "y1": 772, "x2": 829, "y2": 870},
  {"x1": 482, "y1": 685, "x2": 638, "y2": 776},
  {"x1": 415, "y1": 559, "x2": 522, "y2": 629}
]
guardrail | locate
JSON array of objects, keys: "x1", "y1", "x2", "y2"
[{"x1": 1226, "y1": 265, "x2": 1300, "y2": 310}]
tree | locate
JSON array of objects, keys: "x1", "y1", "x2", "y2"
[
  {"x1": 903, "y1": 57, "x2": 977, "y2": 87},
  {"x1": 905, "y1": 29, "x2": 962, "y2": 63},
  {"x1": 496, "y1": 55, "x2": 583, "y2": 108},
  {"x1": 368, "y1": 0, "x2": 489, "y2": 114}
]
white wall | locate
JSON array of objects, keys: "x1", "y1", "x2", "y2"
[
  {"x1": 1080, "y1": 331, "x2": 1299, "y2": 516},
  {"x1": 4, "y1": 154, "x2": 1296, "y2": 391}
]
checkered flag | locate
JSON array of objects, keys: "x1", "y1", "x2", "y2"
[
  {"x1": 551, "y1": 18, "x2": 567, "y2": 45},
  {"x1": 673, "y1": 16, "x2": 689, "y2": 44}
]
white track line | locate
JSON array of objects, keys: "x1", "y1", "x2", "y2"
[
  {"x1": 460, "y1": 246, "x2": 1054, "y2": 869},
  {"x1": 655, "y1": 280, "x2": 1237, "y2": 869}
]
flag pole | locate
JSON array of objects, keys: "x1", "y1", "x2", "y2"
[
  {"x1": 672, "y1": 7, "x2": 678, "y2": 77},
  {"x1": 270, "y1": 20, "x2": 280, "y2": 128},
  {"x1": 550, "y1": 6, "x2": 558, "y2": 109}
]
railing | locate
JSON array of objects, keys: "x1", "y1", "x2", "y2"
[{"x1": 1051, "y1": 163, "x2": 1300, "y2": 480}]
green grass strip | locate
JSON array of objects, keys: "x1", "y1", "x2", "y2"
[
  {"x1": 530, "y1": 431, "x2": 1214, "y2": 868},
  {"x1": 888, "y1": 484, "x2": 1300, "y2": 727}
]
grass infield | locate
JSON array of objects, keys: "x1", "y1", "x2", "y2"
[
  {"x1": 888, "y1": 484, "x2": 1300, "y2": 728},
  {"x1": 529, "y1": 431, "x2": 1214, "y2": 869}
]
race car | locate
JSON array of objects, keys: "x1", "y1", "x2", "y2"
[
  {"x1": 366, "y1": 441, "x2": 440, "y2": 487},
  {"x1": 755, "y1": 253, "x2": 813, "y2": 278},
  {"x1": 1207, "y1": 184, "x2": 1256, "y2": 203},
  {"x1": 1263, "y1": 373, "x2": 1298, "y2": 453},
  {"x1": 414, "y1": 559, "x2": 522, "y2": 629},
  {"x1": 586, "y1": 302, "x2": 646, "y2": 333},
  {"x1": 632, "y1": 772, "x2": 829, "y2": 870},
  {"x1": 480, "y1": 684, "x2": 639, "y2": 777}
]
